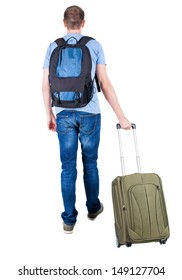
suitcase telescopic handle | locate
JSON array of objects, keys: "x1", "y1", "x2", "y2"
[{"x1": 116, "y1": 123, "x2": 142, "y2": 175}]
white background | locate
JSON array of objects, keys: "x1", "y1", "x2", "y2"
[{"x1": 0, "y1": 0, "x2": 182, "y2": 279}]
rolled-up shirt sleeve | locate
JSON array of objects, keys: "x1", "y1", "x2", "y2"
[
  {"x1": 42, "y1": 42, "x2": 57, "y2": 69},
  {"x1": 96, "y1": 43, "x2": 106, "y2": 65}
]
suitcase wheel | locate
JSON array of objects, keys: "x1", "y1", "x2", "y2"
[
  {"x1": 115, "y1": 236, "x2": 132, "y2": 248},
  {"x1": 159, "y1": 239, "x2": 167, "y2": 245}
]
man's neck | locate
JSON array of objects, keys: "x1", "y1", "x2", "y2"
[{"x1": 67, "y1": 29, "x2": 82, "y2": 34}]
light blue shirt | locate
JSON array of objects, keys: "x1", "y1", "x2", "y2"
[{"x1": 43, "y1": 34, "x2": 106, "y2": 115}]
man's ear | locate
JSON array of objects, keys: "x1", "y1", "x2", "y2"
[
  {"x1": 81, "y1": 20, "x2": 85, "y2": 28},
  {"x1": 63, "y1": 19, "x2": 67, "y2": 27}
]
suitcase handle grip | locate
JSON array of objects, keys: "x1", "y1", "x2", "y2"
[
  {"x1": 116, "y1": 123, "x2": 136, "y2": 129},
  {"x1": 131, "y1": 123, "x2": 136, "y2": 129},
  {"x1": 116, "y1": 123, "x2": 141, "y2": 175}
]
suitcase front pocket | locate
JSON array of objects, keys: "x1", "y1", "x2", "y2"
[{"x1": 127, "y1": 183, "x2": 168, "y2": 241}]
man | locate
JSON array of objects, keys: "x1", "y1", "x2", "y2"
[{"x1": 42, "y1": 5, "x2": 131, "y2": 234}]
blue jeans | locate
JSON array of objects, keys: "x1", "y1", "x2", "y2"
[{"x1": 56, "y1": 111, "x2": 101, "y2": 225}]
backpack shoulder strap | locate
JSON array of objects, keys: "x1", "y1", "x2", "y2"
[
  {"x1": 54, "y1": 38, "x2": 66, "y2": 46},
  {"x1": 79, "y1": 36, "x2": 101, "y2": 92},
  {"x1": 95, "y1": 74, "x2": 101, "y2": 92},
  {"x1": 79, "y1": 36, "x2": 95, "y2": 46}
]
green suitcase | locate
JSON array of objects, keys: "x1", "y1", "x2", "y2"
[{"x1": 112, "y1": 124, "x2": 170, "y2": 247}]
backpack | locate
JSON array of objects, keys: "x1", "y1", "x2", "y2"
[{"x1": 49, "y1": 36, "x2": 100, "y2": 108}]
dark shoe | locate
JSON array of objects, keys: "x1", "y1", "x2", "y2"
[
  {"x1": 63, "y1": 223, "x2": 75, "y2": 234},
  {"x1": 87, "y1": 203, "x2": 104, "y2": 220}
]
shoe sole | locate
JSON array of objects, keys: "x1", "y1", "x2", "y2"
[{"x1": 64, "y1": 229, "x2": 74, "y2": 234}]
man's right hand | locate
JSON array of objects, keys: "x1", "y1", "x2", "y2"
[{"x1": 47, "y1": 114, "x2": 56, "y2": 131}]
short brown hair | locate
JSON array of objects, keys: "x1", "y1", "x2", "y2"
[{"x1": 64, "y1": 6, "x2": 85, "y2": 30}]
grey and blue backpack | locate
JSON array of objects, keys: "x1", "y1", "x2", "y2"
[{"x1": 49, "y1": 36, "x2": 100, "y2": 108}]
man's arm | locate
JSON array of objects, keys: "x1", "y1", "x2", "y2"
[
  {"x1": 42, "y1": 69, "x2": 56, "y2": 131},
  {"x1": 96, "y1": 64, "x2": 131, "y2": 129}
]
